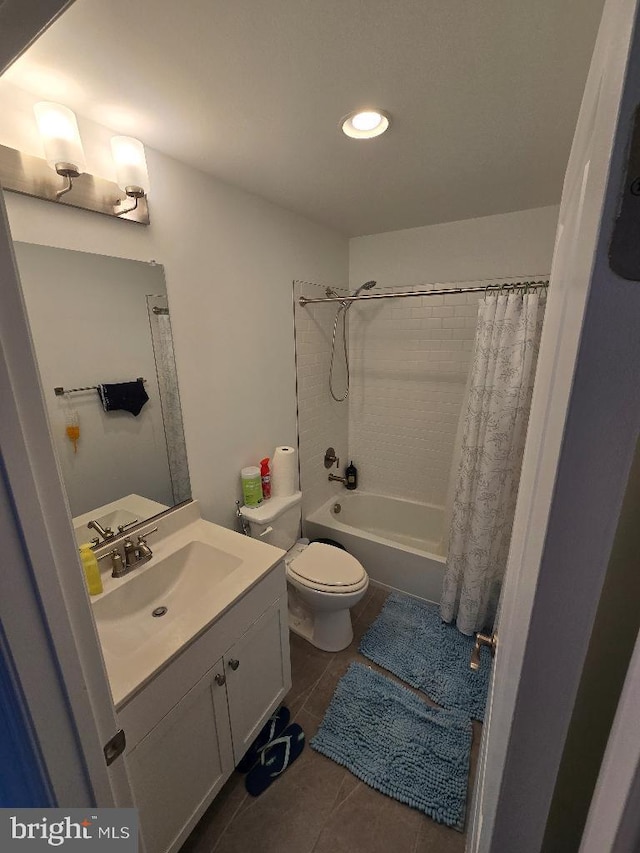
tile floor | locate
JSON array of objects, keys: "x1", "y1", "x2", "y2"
[{"x1": 181, "y1": 585, "x2": 481, "y2": 853}]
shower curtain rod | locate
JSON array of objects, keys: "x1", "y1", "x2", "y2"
[{"x1": 298, "y1": 278, "x2": 549, "y2": 306}]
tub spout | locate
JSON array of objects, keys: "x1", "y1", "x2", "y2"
[{"x1": 328, "y1": 473, "x2": 347, "y2": 485}]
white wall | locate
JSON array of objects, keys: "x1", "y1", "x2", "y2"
[
  {"x1": 1, "y1": 83, "x2": 349, "y2": 529},
  {"x1": 14, "y1": 243, "x2": 173, "y2": 517},
  {"x1": 349, "y1": 206, "x2": 560, "y2": 286},
  {"x1": 347, "y1": 206, "x2": 559, "y2": 506}
]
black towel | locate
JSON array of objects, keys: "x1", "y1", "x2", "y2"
[{"x1": 98, "y1": 380, "x2": 149, "y2": 416}]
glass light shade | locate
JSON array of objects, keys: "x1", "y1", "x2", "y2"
[
  {"x1": 110, "y1": 136, "x2": 150, "y2": 194},
  {"x1": 352, "y1": 111, "x2": 383, "y2": 131},
  {"x1": 341, "y1": 109, "x2": 390, "y2": 139},
  {"x1": 33, "y1": 102, "x2": 86, "y2": 173}
]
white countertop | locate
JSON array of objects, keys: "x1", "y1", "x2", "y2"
[{"x1": 91, "y1": 500, "x2": 285, "y2": 707}]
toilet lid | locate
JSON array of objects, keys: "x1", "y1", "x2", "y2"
[{"x1": 289, "y1": 542, "x2": 366, "y2": 588}]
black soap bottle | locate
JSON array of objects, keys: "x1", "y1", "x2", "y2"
[{"x1": 345, "y1": 461, "x2": 358, "y2": 490}]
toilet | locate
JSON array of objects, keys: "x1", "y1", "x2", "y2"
[{"x1": 239, "y1": 492, "x2": 369, "y2": 652}]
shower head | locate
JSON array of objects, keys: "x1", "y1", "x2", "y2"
[
  {"x1": 353, "y1": 280, "x2": 377, "y2": 297},
  {"x1": 342, "y1": 279, "x2": 377, "y2": 311}
]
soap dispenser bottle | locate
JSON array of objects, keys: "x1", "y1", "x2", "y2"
[
  {"x1": 345, "y1": 461, "x2": 358, "y2": 490},
  {"x1": 79, "y1": 544, "x2": 103, "y2": 596}
]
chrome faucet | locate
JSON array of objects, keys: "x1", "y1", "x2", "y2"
[
  {"x1": 103, "y1": 527, "x2": 159, "y2": 578},
  {"x1": 87, "y1": 519, "x2": 115, "y2": 542}
]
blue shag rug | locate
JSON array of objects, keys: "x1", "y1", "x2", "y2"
[
  {"x1": 359, "y1": 593, "x2": 491, "y2": 721},
  {"x1": 310, "y1": 662, "x2": 472, "y2": 830}
]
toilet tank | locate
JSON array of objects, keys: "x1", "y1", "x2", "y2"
[{"x1": 239, "y1": 492, "x2": 302, "y2": 551}]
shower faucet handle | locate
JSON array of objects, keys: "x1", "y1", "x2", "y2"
[{"x1": 324, "y1": 447, "x2": 339, "y2": 469}]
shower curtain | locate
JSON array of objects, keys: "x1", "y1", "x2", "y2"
[{"x1": 440, "y1": 289, "x2": 546, "y2": 636}]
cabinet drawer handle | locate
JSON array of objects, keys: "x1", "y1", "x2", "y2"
[
  {"x1": 214, "y1": 673, "x2": 226, "y2": 686},
  {"x1": 228, "y1": 659, "x2": 240, "y2": 671}
]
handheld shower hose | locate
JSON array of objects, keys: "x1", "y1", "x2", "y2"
[{"x1": 329, "y1": 281, "x2": 376, "y2": 402}]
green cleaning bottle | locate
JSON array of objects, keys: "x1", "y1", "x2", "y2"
[{"x1": 79, "y1": 543, "x2": 103, "y2": 596}]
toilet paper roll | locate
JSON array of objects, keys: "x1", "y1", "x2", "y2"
[{"x1": 271, "y1": 446, "x2": 298, "y2": 497}]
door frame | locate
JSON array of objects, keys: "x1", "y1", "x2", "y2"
[
  {"x1": 0, "y1": 186, "x2": 134, "y2": 806},
  {"x1": 471, "y1": 0, "x2": 640, "y2": 849},
  {"x1": 2, "y1": 0, "x2": 640, "y2": 845},
  {"x1": 579, "y1": 625, "x2": 640, "y2": 852}
]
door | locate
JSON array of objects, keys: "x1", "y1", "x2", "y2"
[
  {"x1": 469, "y1": 1, "x2": 640, "y2": 850},
  {"x1": 127, "y1": 660, "x2": 234, "y2": 853},
  {"x1": 224, "y1": 598, "x2": 291, "y2": 763}
]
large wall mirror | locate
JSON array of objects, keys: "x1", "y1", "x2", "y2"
[{"x1": 14, "y1": 243, "x2": 191, "y2": 545}]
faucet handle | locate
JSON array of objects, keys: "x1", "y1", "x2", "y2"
[
  {"x1": 324, "y1": 447, "x2": 339, "y2": 469},
  {"x1": 136, "y1": 527, "x2": 158, "y2": 561},
  {"x1": 97, "y1": 548, "x2": 125, "y2": 577},
  {"x1": 117, "y1": 519, "x2": 139, "y2": 533},
  {"x1": 97, "y1": 548, "x2": 118, "y2": 561},
  {"x1": 137, "y1": 527, "x2": 158, "y2": 545}
]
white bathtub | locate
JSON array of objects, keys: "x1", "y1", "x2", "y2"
[{"x1": 304, "y1": 492, "x2": 447, "y2": 604}]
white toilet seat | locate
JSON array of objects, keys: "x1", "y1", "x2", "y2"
[{"x1": 287, "y1": 542, "x2": 367, "y2": 594}]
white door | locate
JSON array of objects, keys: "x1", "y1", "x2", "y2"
[{"x1": 469, "y1": 0, "x2": 640, "y2": 850}]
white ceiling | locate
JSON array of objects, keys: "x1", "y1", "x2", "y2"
[{"x1": 3, "y1": 0, "x2": 604, "y2": 236}]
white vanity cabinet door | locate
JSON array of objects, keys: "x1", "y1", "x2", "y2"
[
  {"x1": 224, "y1": 597, "x2": 291, "y2": 764},
  {"x1": 127, "y1": 659, "x2": 234, "y2": 853}
]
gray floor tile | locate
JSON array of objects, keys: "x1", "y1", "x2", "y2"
[
  {"x1": 179, "y1": 771, "x2": 247, "y2": 853},
  {"x1": 312, "y1": 777, "x2": 423, "y2": 853},
  {"x1": 413, "y1": 816, "x2": 466, "y2": 853},
  {"x1": 213, "y1": 709, "x2": 346, "y2": 853},
  {"x1": 286, "y1": 633, "x2": 333, "y2": 717},
  {"x1": 181, "y1": 584, "x2": 479, "y2": 853}
]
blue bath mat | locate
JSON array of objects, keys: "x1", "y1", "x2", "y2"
[
  {"x1": 359, "y1": 593, "x2": 491, "y2": 721},
  {"x1": 310, "y1": 662, "x2": 472, "y2": 830}
]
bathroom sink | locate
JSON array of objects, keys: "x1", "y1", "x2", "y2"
[
  {"x1": 90, "y1": 500, "x2": 286, "y2": 706},
  {"x1": 93, "y1": 541, "x2": 243, "y2": 657}
]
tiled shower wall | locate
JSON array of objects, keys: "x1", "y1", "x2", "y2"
[
  {"x1": 294, "y1": 280, "x2": 350, "y2": 518},
  {"x1": 347, "y1": 283, "x2": 479, "y2": 506}
]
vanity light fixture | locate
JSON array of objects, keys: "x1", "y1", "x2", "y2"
[
  {"x1": 0, "y1": 103, "x2": 150, "y2": 225},
  {"x1": 33, "y1": 101, "x2": 86, "y2": 199},
  {"x1": 341, "y1": 109, "x2": 391, "y2": 139},
  {"x1": 111, "y1": 136, "x2": 150, "y2": 216}
]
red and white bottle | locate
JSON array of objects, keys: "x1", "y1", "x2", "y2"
[{"x1": 260, "y1": 457, "x2": 271, "y2": 500}]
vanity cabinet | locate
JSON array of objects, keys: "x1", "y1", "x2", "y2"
[
  {"x1": 127, "y1": 658, "x2": 234, "y2": 853},
  {"x1": 224, "y1": 598, "x2": 289, "y2": 761},
  {"x1": 118, "y1": 563, "x2": 291, "y2": 853}
]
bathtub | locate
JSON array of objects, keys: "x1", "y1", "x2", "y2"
[{"x1": 304, "y1": 492, "x2": 447, "y2": 604}]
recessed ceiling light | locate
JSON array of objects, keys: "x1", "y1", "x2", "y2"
[{"x1": 341, "y1": 109, "x2": 390, "y2": 139}]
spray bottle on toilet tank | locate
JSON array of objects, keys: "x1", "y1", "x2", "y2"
[{"x1": 260, "y1": 457, "x2": 271, "y2": 500}]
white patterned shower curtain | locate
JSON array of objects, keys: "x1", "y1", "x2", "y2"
[{"x1": 440, "y1": 289, "x2": 546, "y2": 636}]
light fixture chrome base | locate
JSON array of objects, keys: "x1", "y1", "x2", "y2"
[
  {"x1": 113, "y1": 185, "x2": 146, "y2": 216},
  {"x1": 0, "y1": 143, "x2": 150, "y2": 225},
  {"x1": 54, "y1": 161, "x2": 81, "y2": 199}
]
